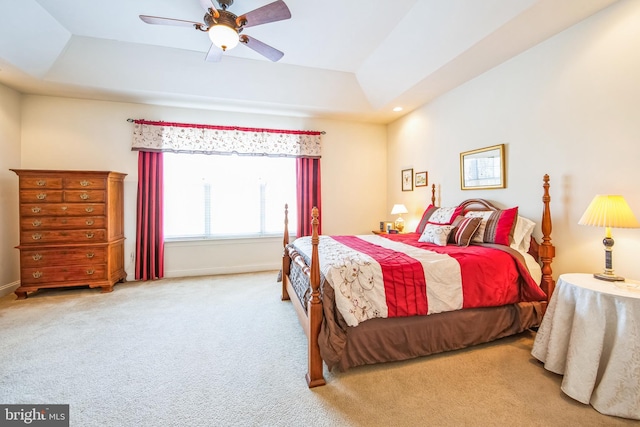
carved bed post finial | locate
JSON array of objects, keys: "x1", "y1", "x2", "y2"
[
  {"x1": 281, "y1": 204, "x2": 291, "y2": 301},
  {"x1": 431, "y1": 184, "x2": 436, "y2": 206},
  {"x1": 306, "y1": 206, "x2": 325, "y2": 387},
  {"x1": 283, "y1": 203, "x2": 289, "y2": 247},
  {"x1": 539, "y1": 174, "x2": 556, "y2": 300}
]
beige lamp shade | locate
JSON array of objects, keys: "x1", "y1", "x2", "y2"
[
  {"x1": 578, "y1": 195, "x2": 640, "y2": 229},
  {"x1": 391, "y1": 204, "x2": 408, "y2": 215}
]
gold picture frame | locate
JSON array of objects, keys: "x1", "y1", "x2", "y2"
[{"x1": 460, "y1": 144, "x2": 505, "y2": 190}]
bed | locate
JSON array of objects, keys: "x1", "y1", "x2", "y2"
[{"x1": 280, "y1": 174, "x2": 556, "y2": 387}]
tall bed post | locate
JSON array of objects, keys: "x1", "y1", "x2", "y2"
[
  {"x1": 306, "y1": 207, "x2": 325, "y2": 387},
  {"x1": 539, "y1": 174, "x2": 556, "y2": 300},
  {"x1": 281, "y1": 204, "x2": 291, "y2": 301},
  {"x1": 431, "y1": 184, "x2": 436, "y2": 206}
]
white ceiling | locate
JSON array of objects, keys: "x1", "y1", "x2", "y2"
[{"x1": 0, "y1": 0, "x2": 618, "y2": 123}]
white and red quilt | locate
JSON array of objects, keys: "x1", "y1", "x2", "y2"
[{"x1": 292, "y1": 233, "x2": 547, "y2": 327}]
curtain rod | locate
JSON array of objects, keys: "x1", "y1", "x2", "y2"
[{"x1": 126, "y1": 118, "x2": 326, "y2": 135}]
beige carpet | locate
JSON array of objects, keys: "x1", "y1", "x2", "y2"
[{"x1": 0, "y1": 272, "x2": 635, "y2": 427}]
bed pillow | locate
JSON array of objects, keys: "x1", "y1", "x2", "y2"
[
  {"x1": 510, "y1": 215, "x2": 536, "y2": 253},
  {"x1": 418, "y1": 223, "x2": 453, "y2": 246},
  {"x1": 464, "y1": 207, "x2": 518, "y2": 246},
  {"x1": 415, "y1": 205, "x2": 463, "y2": 233},
  {"x1": 449, "y1": 216, "x2": 482, "y2": 247}
]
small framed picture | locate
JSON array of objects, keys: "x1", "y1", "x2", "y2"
[
  {"x1": 402, "y1": 168, "x2": 413, "y2": 191},
  {"x1": 415, "y1": 171, "x2": 428, "y2": 187}
]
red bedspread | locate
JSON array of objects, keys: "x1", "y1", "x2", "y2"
[{"x1": 292, "y1": 233, "x2": 546, "y2": 327}]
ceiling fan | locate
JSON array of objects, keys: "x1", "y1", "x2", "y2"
[{"x1": 139, "y1": 0, "x2": 291, "y2": 62}]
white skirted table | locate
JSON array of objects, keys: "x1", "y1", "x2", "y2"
[{"x1": 532, "y1": 273, "x2": 640, "y2": 420}]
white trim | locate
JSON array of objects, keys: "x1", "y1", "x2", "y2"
[
  {"x1": 164, "y1": 235, "x2": 283, "y2": 248},
  {"x1": 0, "y1": 281, "x2": 20, "y2": 298}
]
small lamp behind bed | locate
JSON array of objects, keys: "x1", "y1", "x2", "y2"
[
  {"x1": 391, "y1": 204, "x2": 408, "y2": 233},
  {"x1": 578, "y1": 195, "x2": 639, "y2": 281}
]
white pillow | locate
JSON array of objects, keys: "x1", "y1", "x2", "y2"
[
  {"x1": 510, "y1": 216, "x2": 536, "y2": 253},
  {"x1": 418, "y1": 223, "x2": 453, "y2": 246}
]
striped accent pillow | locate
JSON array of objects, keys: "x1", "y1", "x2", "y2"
[{"x1": 450, "y1": 216, "x2": 482, "y2": 247}]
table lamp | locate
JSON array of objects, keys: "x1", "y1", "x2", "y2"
[
  {"x1": 578, "y1": 195, "x2": 639, "y2": 281},
  {"x1": 391, "y1": 204, "x2": 408, "y2": 232}
]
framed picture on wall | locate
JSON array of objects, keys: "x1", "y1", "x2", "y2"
[
  {"x1": 402, "y1": 168, "x2": 413, "y2": 191},
  {"x1": 460, "y1": 144, "x2": 506, "y2": 190},
  {"x1": 415, "y1": 171, "x2": 428, "y2": 187}
]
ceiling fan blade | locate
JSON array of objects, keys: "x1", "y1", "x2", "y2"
[
  {"x1": 199, "y1": 0, "x2": 215, "y2": 11},
  {"x1": 139, "y1": 15, "x2": 202, "y2": 28},
  {"x1": 205, "y1": 44, "x2": 223, "y2": 62},
  {"x1": 198, "y1": 0, "x2": 220, "y2": 18},
  {"x1": 237, "y1": 0, "x2": 291, "y2": 28},
  {"x1": 240, "y1": 35, "x2": 284, "y2": 62}
]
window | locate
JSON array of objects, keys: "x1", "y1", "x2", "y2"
[{"x1": 164, "y1": 153, "x2": 297, "y2": 239}]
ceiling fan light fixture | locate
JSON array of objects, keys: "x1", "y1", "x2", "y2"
[{"x1": 209, "y1": 24, "x2": 239, "y2": 51}]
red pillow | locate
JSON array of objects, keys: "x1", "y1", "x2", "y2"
[{"x1": 466, "y1": 207, "x2": 518, "y2": 246}]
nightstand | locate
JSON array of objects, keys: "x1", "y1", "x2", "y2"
[
  {"x1": 371, "y1": 230, "x2": 388, "y2": 235},
  {"x1": 532, "y1": 273, "x2": 640, "y2": 420}
]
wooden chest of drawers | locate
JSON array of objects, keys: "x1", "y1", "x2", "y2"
[{"x1": 11, "y1": 169, "x2": 127, "y2": 299}]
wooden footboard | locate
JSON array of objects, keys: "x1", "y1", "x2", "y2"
[{"x1": 281, "y1": 176, "x2": 555, "y2": 388}]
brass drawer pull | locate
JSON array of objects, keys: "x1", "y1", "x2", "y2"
[
  {"x1": 32, "y1": 254, "x2": 43, "y2": 261},
  {"x1": 61, "y1": 206, "x2": 68, "y2": 211},
  {"x1": 31, "y1": 207, "x2": 41, "y2": 213},
  {"x1": 86, "y1": 269, "x2": 95, "y2": 275},
  {"x1": 32, "y1": 233, "x2": 42, "y2": 240},
  {"x1": 85, "y1": 220, "x2": 94, "y2": 226},
  {"x1": 32, "y1": 271, "x2": 43, "y2": 279},
  {"x1": 85, "y1": 207, "x2": 94, "y2": 213},
  {"x1": 86, "y1": 252, "x2": 95, "y2": 259},
  {"x1": 85, "y1": 232, "x2": 94, "y2": 239},
  {"x1": 32, "y1": 220, "x2": 42, "y2": 227},
  {"x1": 36, "y1": 193, "x2": 47, "y2": 200},
  {"x1": 80, "y1": 180, "x2": 90, "y2": 187},
  {"x1": 80, "y1": 193, "x2": 90, "y2": 200},
  {"x1": 36, "y1": 180, "x2": 46, "y2": 186}
]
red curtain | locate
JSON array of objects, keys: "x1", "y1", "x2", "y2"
[
  {"x1": 296, "y1": 158, "x2": 322, "y2": 237},
  {"x1": 136, "y1": 151, "x2": 164, "y2": 280}
]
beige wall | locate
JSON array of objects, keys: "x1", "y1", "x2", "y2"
[
  {"x1": 15, "y1": 96, "x2": 387, "y2": 280},
  {"x1": 388, "y1": 0, "x2": 640, "y2": 280},
  {"x1": 0, "y1": 84, "x2": 21, "y2": 293}
]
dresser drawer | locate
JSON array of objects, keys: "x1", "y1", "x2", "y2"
[
  {"x1": 21, "y1": 216, "x2": 106, "y2": 230},
  {"x1": 21, "y1": 229, "x2": 107, "y2": 244},
  {"x1": 20, "y1": 190, "x2": 63, "y2": 203},
  {"x1": 21, "y1": 247, "x2": 107, "y2": 267},
  {"x1": 63, "y1": 190, "x2": 106, "y2": 203},
  {"x1": 20, "y1": 203, "x2": 106, "y2": 217},
  {"x1": 64, "y1": 177, "x2": 107, "y2": 189},
  {"x1": 19, "y1": 177, "x2": 63, "y2": 189},
  {"x1": 21, "y1": 265, "x2": 107, "y2": 285}
]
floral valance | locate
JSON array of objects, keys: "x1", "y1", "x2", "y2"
[{"x1": 130, "y1": 119, "x2": 322, "y2": 158}]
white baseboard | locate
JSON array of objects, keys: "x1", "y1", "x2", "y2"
[{"x1": 0, "y1": 281, "x2": 20, "y2": 298}]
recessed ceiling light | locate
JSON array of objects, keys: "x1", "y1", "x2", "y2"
[{"x1": 393, "y1": 107, "x2": 403, "y2": 112}]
